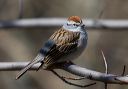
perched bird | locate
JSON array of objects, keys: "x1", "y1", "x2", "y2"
[{"x1": 16, "y1": 16, "x2": 88, "y2": 79}]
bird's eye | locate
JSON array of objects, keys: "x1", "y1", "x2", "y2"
[{"x1": 73, "y1": 24, "x2": 78, "y2": 26}]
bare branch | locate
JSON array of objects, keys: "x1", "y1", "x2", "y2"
[
  {"x1": 0, "y1": 18, "x2": 128, "y2": 29},
  {"x1": 0, "y1": 62, "x2": 128, "y2": 85},
  {"x1": 59, "y1": 62, "x2": 128, "y2": 84}
]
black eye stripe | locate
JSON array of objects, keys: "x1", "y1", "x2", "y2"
[
  {"x1": 73, "y1": 24, "x2": 79, "y2": 26},
  {"x1": 67, "y1": 23, "x2": 79, "y2": 27}
]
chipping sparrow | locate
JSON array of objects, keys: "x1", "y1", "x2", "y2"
[{"x1": 16, "y1": 16, "x2": 88, "y2": 79}]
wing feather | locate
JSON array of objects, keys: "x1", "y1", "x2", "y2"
[{"x1": 42, "y1": 28, "x2": 80, "y2": 69}]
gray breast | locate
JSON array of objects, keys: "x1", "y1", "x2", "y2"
[{"x1": 78, "y1": 31, "x2": 88, "y2": 49}]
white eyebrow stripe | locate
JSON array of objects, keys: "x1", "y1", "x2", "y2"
[{"x1": 67, "y1": 21, "x2": 76, "y2": 24}]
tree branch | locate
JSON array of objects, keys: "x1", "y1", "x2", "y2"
[
  {"x1": 1, "y1": 18, "x2": 128, "y2": 29},
  {"x1": 59, "y1": 62, "x2": 128, "y2": 84},
  {"x1": 0, "y1": 62, "x2": 128, "y2": 85}
]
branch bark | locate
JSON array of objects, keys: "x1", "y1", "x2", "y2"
[
  {"x1": 0, "y1": 62, "x2": 128, "y2": 85},
  {"x1": 1, "y1": 18, "x2": 128, "y2": 29}
]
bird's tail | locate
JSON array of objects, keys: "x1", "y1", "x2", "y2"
[{"x1": 16, "y1": 54, "x2": 44, "y2": 80}]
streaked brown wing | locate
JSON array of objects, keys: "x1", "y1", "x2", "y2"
[
  {"x1": 42, "y1": 28, "x2": 80, "y2": 69},
  {"x1": 50, "y1": 28, "x2": 80, "y2": 45}
]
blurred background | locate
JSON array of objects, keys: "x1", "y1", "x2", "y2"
[{"x1": 0, "y1": 0, "x2": 128, "y2": 89}]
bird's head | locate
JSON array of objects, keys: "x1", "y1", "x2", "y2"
[{"x1": 63, "y1": 16, "x2": 85, "y2": 32}]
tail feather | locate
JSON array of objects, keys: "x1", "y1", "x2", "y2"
[{"x1": 16, "y1": 54, "x2": 44, "y2": 79}]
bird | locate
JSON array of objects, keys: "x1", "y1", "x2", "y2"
[{"x1": 16, "y1": 16, "x2": 88, "y2": 80}]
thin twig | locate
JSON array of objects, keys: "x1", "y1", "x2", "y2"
[
  {"x1": 101, "y1": 50, "x2": 108, "y2": 74},
  {"x1": 122, "y1": 65, "x2": 126, "y2": 76},
  {"x1": 51, "y1": 70, "x2": 96, "y2": 88},
  {"x1": 18, "y1": 0, "x2": 23, "y2": 19},
  {"x1": 98, "y1": 0, "x2": 106, "y2": 18},
  {"x1": 105, "y1": 83, "x2": 107, "y2": 89},
  {"x1": 62, "y1": 76, "x2": 86, "y2": 80},
  {"x1": 101, "y1": 50, "x2": 108, "y2": 89}
]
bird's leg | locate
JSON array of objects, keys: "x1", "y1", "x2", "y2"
[{"x1": 51, "y1": 70, "x2": 96, "y2": 88}]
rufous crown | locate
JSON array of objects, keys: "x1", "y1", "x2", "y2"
[{"x1": 68, "y1": 16, "x2": 82, "y2": 23}]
